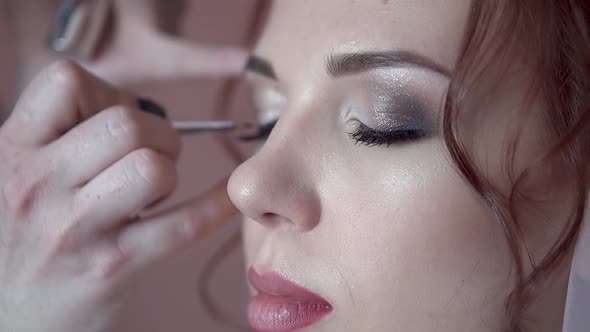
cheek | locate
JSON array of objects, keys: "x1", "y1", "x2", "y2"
[{"x1": 319, "y1": 144, "x2": 514, "y2": 328}]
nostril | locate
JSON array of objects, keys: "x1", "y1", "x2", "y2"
[
  {"x1": 261, "y1": 212, "x2": 279, "y2": 224},
  {"x1": 260, "y1": 212, "x2": 291, "y2": 229}
]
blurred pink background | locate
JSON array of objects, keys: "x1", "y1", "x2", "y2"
[{"x1": 1, "y1": 1, "x2": 259, "y2": 331}]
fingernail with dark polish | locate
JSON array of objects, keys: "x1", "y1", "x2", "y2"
[{"x1": 137, "y1": 98, "x2": 167, "y2": 119}]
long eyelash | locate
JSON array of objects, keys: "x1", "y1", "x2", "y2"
[
  {"x1": 237, "y1": 120, "x2": 278, "y2": 141},
  {"x1": 348, "y1": 121, "x2": 426, "y2": 147}
]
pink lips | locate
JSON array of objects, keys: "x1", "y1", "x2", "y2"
[{"x1": 247, "y1": 267, "x2": 333, "y2": 332}]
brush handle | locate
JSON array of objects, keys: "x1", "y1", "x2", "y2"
[{"x1": 172, "y1": 120, "x2": 251, "y2": 134}]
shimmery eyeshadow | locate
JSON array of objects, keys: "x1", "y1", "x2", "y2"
[{"x1": 366, "y1": 72, "x2": 437, "y2": 133}]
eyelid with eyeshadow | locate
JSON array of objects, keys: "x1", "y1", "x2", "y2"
[
  {"x1": 244, "y1": 66, "x2": 440, "y2": 146},
  {"x1": 342, "y1": 82, "x2": 438, "y2": 147},
  {"x1": 239, "y1": 96, "x2": 436, "y2": 145}
]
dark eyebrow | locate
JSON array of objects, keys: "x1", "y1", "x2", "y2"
[
  {"x1": 245, "y1": 55, "x2": 277, "y2": 79},
  {"x1": 245, "y1": 51, "x2": 450, "y2": 81},
  {"x1": 326, "y1": 51, "x2": 451, "y2": 77}
]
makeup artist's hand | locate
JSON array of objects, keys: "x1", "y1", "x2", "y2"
[
  {"x1": 80, "y1": 0, "x2": 249, "y2": 87},
  {"x1": 0, "y1": 61, "x2": 237, "y2": 332},
  {"x1": 13, "y1": 0, "x2": 248, "y2": 91}
]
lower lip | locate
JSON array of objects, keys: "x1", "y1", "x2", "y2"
[{"x1": 248, "y1": 269, "x2": 332, "y2": 332}]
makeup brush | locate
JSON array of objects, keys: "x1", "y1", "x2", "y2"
[
  {"x1": 133, "y1": 99, "x2": 255, "y2": 135},
  {"x1": 172, "y1": 120, "x2": 254, "y2": 134}
]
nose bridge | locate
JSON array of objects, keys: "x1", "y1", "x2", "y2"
[
  {"x1": 228, "y1": 105, "x2": 324, "y2": 232},
  {"x1": 260, "y1": 91, "x2": 328, "y2": 175}
]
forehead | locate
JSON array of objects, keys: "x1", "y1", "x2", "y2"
[{"x1": 256, "y1": 0, "x2": 471, "y2": 80}]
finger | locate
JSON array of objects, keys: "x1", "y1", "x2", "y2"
[
  {"x1": 116, "y1": 178, "x2": 237, "y2": 272},
  {"x1": 2, "y1": 60, "x2": 135, "y2": 146},
  {"x1": 150, "y1": 35, "x2": 249, "y2": 80},
  {"x1": 73, "y1": 148, "x2": 177, "y2": 238},
  {"x1": 84, "y1": 34, "x2": 249, "y2": 87},
  {"x1": 46, "y1": 104, "x2": 180, "y2": 187}
]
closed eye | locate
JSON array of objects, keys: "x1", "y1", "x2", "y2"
[{"x1": 347, "y1": 119, "x2": 428, "y2": 147}]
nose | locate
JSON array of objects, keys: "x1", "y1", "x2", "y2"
[{"x1": 227, "y1": 138, "x2": 321, "y2": 232}]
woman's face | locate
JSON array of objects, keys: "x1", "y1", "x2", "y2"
[{"x1": 228, "y1": 1, "x2": 563, "y2": 331}]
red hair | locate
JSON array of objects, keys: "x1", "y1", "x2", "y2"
[{"x1": 444, "y1": 1, "x2": 590, "y2": 330}]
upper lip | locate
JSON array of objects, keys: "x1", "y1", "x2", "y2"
[{"x1": 248, "y1": 267, "x2": 330, "y2": 303}]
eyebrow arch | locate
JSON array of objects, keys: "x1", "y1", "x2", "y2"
[{"x1": 326, "y1": 51, "x2": 451, "y2": 77}]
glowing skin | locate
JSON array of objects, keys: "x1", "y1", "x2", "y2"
[{"x1": 228, "y1": 1, "x2": 570, "y2": 331}]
